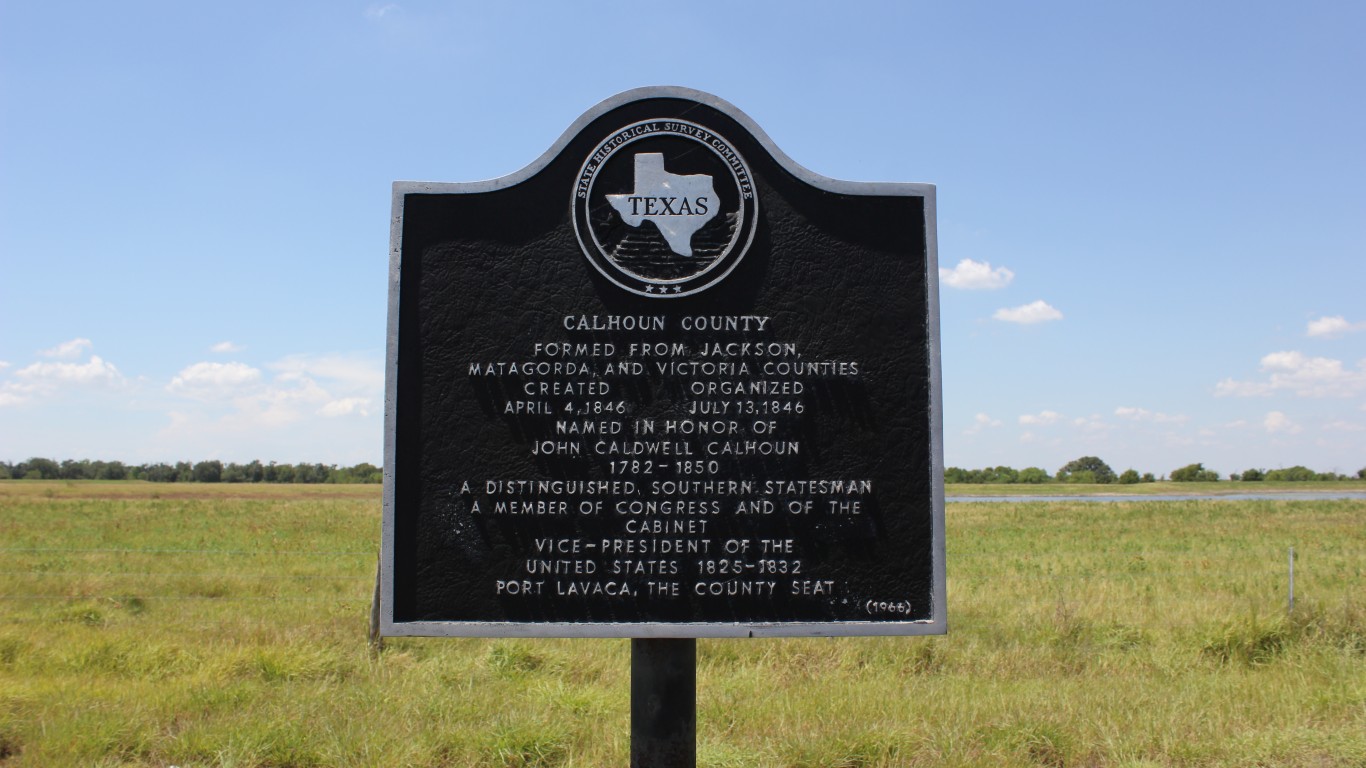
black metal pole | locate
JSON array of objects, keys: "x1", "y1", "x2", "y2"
[{"x1": 631, "y1": 638, "x2": 696, "y2": 768}]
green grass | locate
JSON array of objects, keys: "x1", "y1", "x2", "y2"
[{"x1": 0, "y1": 481, "x2": 1362, "y2": 766}]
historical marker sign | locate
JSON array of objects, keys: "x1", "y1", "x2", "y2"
[{"x1": 381, "y1": 87, "x2": 944, "y2": 638}]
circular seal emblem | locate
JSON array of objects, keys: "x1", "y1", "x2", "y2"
[{"x1": 572, "y1": 119, "x2": 758, "y2": 297}]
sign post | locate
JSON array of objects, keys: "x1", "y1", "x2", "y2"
[
  {"x1": 631, "y1": 638, "x2": 695, "y2": 767},
  {"x1": 381, "y1": 87, "x2": 944, "y2": 761}
]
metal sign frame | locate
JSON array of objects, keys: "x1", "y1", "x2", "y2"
[{"x1": 380, "y1": 86, "x2": 945, "y2": 638}]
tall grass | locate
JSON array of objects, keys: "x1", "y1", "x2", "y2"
[{"x1": 0, "y1": 482, "x2": 1361, "y2": 766}]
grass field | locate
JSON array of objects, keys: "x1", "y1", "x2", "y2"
[
  {"x1": 0, "y1": 481, "x2": 1361, "y2": 767},
  {"x1": 943, "y1": 480, "x2": 1366, "y2": 497}
]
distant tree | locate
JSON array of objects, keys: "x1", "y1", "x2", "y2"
[
  {"x1": 1265, "y1": 466, "x2": 1316, "y2": 482},
  {"x1": 1171, "y1": 463, "x2": 1219, "y2": 482},
  {"x1": 1118, "y1": 469, "x2": 1141, "y2": 484},
  {"x1": 985, "y1": 466, "x2": 1018, "y2": 484},
  {"x1": 1239, "y1": 468, "x2": 1264, "y2": 482},
  {"x1": 1359, "y1": 467, "x2": 1366, "y2": 480},
  {"x1": 95, "y1": 461, "x2": 127, "y2": 481},
  {"x1": 0, "y1": 457, "x2": 380, "y2": 483},
  {"x1": 1141, "y1": 473, "x2": 1156, "y2": 483},
  {"x1": 140, "y1": 463, "x2": 177, "y2": 482},
  {"x1": 191, "y1": 460, "x2": 223, "y2": 483},
  {"x1": 59, "y1": 459, "x2": 89, "y2": 480},
  {"x1": 944, "y1": 467, "x2": 968, "y2": 484},
  {"x1": 25, "y1": 458, "x2": 60, "y2": 480},
  {"x1": 1057, "y1": 456, "x2": 1115, "y2": 484},
  {"x1": 291, "y1": 463, "x2": 331, "y2": 483},
  {"x1": 1018, "y1": 467, "x2": 1050, "y2": 484},
  {"x1": 333, "y1": 462, "x2": 382, "y2": 484}
]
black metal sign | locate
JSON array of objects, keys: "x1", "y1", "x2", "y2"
[{"x1": 381, "y1": 87, "x2": 944, "y2": 638}]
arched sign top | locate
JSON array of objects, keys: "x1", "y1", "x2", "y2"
[{"x1": 401, "y1": 86, "x2": 933, "y2": 198}]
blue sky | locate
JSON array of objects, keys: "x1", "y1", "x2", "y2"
[{"x1": 2, "y1": 1, "x2": 1363, "y2": 477}]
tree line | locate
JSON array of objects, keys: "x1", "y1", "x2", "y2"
[
  {"x1": 0, "y1": 458, "x2": 382, "y2": 484},
  {"x1": 4, "y1": 455, "x2": 1361, "y2": 486},
  {"x1": 946, "y1": 456, "x2": 1366, "y2": 484}
]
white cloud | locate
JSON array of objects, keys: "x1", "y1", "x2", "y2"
[
  {"x1": 161, "y1": 353, "x2": 382, "y2": 434},
  {"x1": 2, "y1": 354, "x2": 126, "y2": 407},
  {"x1": 260, "y1": 377, "x2": 329, "y2": 407},
  {"x1": 1017, "y1": 431, "x2": 1063, "y2": 447},
  {"x1": 0, "y1": 361, "x2": 9, "y2": 372},
  {"x1": 939, "y1": 258, "x2": 1014, "y2": 290},
  {"x1": 39, "y1": 338, "x2": 93, "y2": 359},
  {"x1": 1115, "y1": 406, "x2": 1188, "y2": 424},
  {"x1": 16, "y1": 355, "x2": 123, "y2": 386},
  {"x1": 0, "y1": 345, "x2": 385, "y2": 461},
  {"x1": 1216, "y1": 351, "x2": 1366, "y2": 398},
  {"x1": 164, "y1": 361, "x2": 325, "y2": 432},
  {"x1": 211, "y1": 341, "x2": 244, "y2": 354},
  {"x1": 366, "y1": 3, "x2": 399, "y2": 18},
  {"x1": 1072, "y1": 414, "x2": 1109, "y2": 432},
  {"x1": 1263, "y1": 411, "x2": 1302, "y2": 434},
  {"x1": 1215, "y1": 380, "x2": 1269, "y2": 397},
  {"x1": 1323, "y1": 420, "x2": 1364, "y2": 433},
  {"x1": 964, "y1": 412, "x2": 1002, "y2": 435},
  {"x1": 318, "y1": 397, "x2": 371, "y2": 418},
  {"x1": 1306, "y1": 315, "x2": 1365, "y2": 339},
  {"x1": 269, "y1": 354, "x2": 384, "y2": 394},
  {"x1": 993, "y1": 300, "x2": 1062, "y2": 324},
  {"x1": 168, "y1": 362, "x2": 262, "y2": 398},
  {"x1": 1019, "y1": 410, "x2": 1063, "y2": 426}
]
